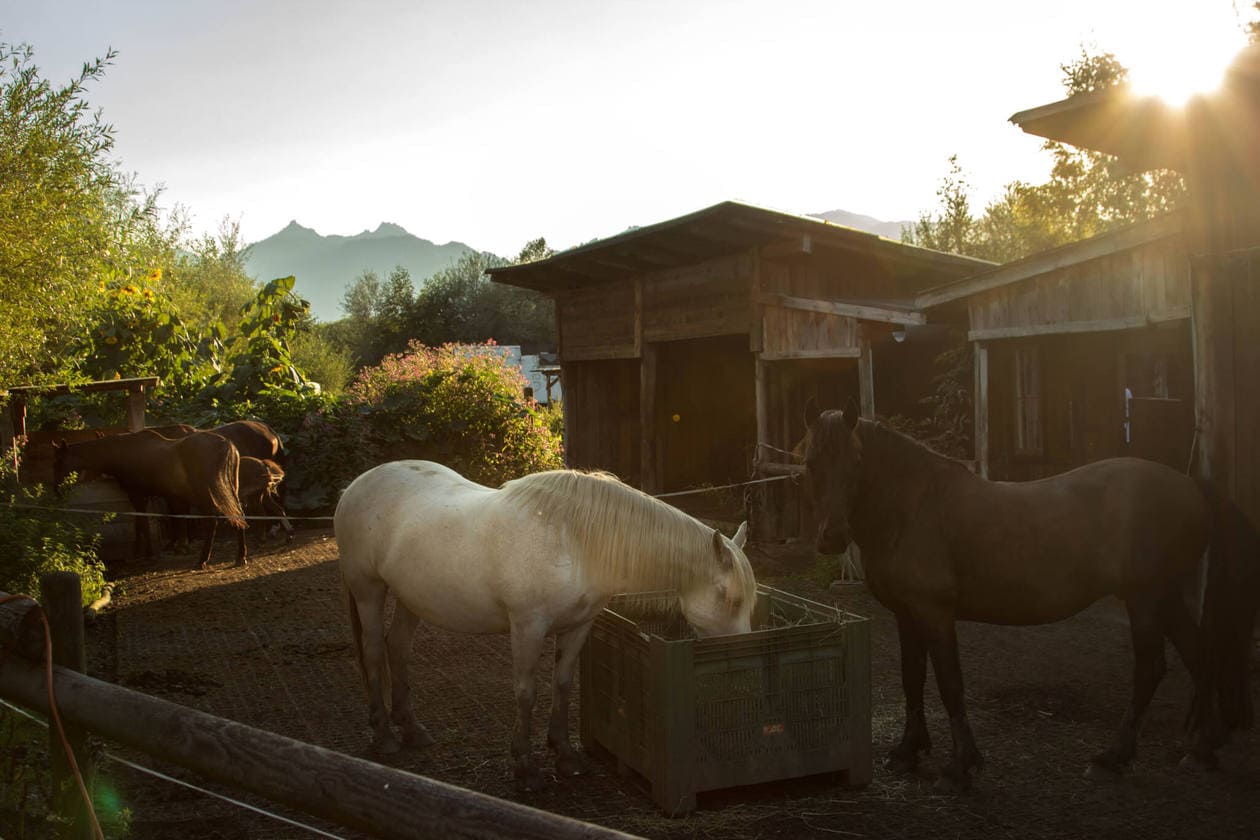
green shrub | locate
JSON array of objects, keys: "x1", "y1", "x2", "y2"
[
  {"x1": 347, "y1": 341, "x2": 564, "y2": 487},
  {"x1": 0, "y1": 445, "x2": 106, "y2": 605}
]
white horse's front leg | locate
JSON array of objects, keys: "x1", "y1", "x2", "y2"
[
  {"x1": 509, "y1": 618, "x2": 549, "y2": 791},
  {"x1": 548, "y1": 622, "x2": 593, "y2": 777}
]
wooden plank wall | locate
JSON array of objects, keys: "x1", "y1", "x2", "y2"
[
  {"x1": 758, "y1": 260, "x2": 861, "y2": 359},
  {"x1": 641, "y1": 254, "x2": 754, "y2": 343},
  {"x1": 969, "y1": 237, "x2": 1189, "y2": 337},
  {"x1": 557, "y1": 283, "x2": 637, "y2": 361},
  {"x1": 559, "y1": 359, "x2": 640, "y2": 482},
  {"x1": 986, "y1": 323, "x2": 1192, "y2": 481}
]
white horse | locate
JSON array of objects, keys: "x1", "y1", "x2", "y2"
[{"x1": 335, "y1": 460, "x2": 756, "y2": 789}]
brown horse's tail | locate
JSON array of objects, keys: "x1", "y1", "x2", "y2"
[
  {"x1": 1196, "y1": 480, "x2": 1260, "y2": 735},
  {"x1": 185, "y1": 434, "x2": 247, "y2": 530}
]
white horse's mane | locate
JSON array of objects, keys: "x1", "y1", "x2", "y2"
[{"x1": 499, "y1": 469, "x2": 755, "y2": 601}]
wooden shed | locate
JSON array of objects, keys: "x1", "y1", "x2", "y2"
[
  {"x1": 489, "y1": 201, "x2": 990, "y2": 539},
  {"x1": 991, "y1": 44, "x2": 1260, "y2": 523},
  {"x1": 918, "y1": 213, "x2": 1194, "y2": 480}
]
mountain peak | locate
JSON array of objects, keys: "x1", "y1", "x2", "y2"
[
  {"x1": 273, "y1": 220, "x2": 320, "y2": 239},
  {"x1": 352, "y1": 221, "x2": 411, "y2": 240}
]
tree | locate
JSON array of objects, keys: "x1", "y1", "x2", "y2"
[
  {"x1": 166, "y1": 217, "x2": 259, "y2": 333},
  {"x1": 903, "y1": 155, "x2": 976, "y2": 256},
  {"x1": 0, "y1": 43, "x2": 144, "y2": 385},
  {"x1": 904, "y1": 49, "x2": 1186, "y2": 263},
  {"x1": 407, "y1": 249, "x2": 556, "y2": 352}
]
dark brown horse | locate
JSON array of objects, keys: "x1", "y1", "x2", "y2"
[
  {"x1": 801, "y1": 401, "x2": 1259, "y2": 791},
  {"x1": 53, "y1": 429, "x2": 247, "y2": 569},
  {"x1": 239, "y1": 456, "x2": 293, "y2": 544},
  {"x1": 152, "y1": 420, "x2": 285, "y2": 464}
]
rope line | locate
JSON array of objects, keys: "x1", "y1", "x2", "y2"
[
  {"x1": 0, "y1": 698, "x2": 345, "y2": 839},
  {"x1": 4, "y1": 502, "x2": 333, "y2": 522},
  {"x1": 652, "y1": 474, "x2": 790, "y2": 499},
  {"x1": 6, "y1": 473, "x2": 798, "y2": 519}
]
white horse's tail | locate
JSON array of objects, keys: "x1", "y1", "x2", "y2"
[{"x1": 343, "y1": 576, "x2": 392, "y2": 701}]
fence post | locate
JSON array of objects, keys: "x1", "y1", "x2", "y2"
[{"x1": 40, "y1": 572, "x2": 93, "y2": 840}]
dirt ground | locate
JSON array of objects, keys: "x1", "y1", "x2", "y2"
[{"x1": 64, "y1": 527, "x2": 1260, "y2": 839}]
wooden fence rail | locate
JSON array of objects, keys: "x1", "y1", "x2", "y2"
[{"x1": 0, "y1": 586, "x2": 640, "y2": 840}]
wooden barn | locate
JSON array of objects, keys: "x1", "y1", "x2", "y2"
[
  {"x1": 1006, "y1": 47, "x2": 1260, "y2": 524},
  {"x1": 488, "y1": 202, "x2": 990, "y2": 538},
  {"x1": 919, "y1": 212, "x2": 1194, "y2": 480}
]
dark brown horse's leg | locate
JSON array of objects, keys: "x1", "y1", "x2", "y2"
[
  {"x1": 198, "y1": 517, "x2": 218, "y2": 570},
  {"x1": 235, "y1": 523, "x2": 248, "y2": 566},
  {"x1": 548, "y1": 622, "x2": 594, "y2": 777},
  {"x1": 887, "y1": 611, "x2": 932, "y2": 772},
  {"x1": 126, "y1": 493, "x2": 155, "y2": 561},
  {"x1": 921, "y1": 611, "x2": 982, "y2": 791},
  {"x1": 1088, "y1": 598, "x2": 1167, "y2": 778},
  {"x1": 385, "y1": 602, "x2": 432, "y2": 748},
  {"x1": 1162, "y1": 595, "x2": 1223, "y2": 768}
]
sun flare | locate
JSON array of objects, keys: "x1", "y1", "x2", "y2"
[{"x1": 1123, "y1": 33, "x2": 1244, "y2": 106}]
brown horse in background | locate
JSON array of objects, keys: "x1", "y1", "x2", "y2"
[
  {"x1": 800, "y1": 400, "x2": 1260, "y2": 791},
  {"x1": 239, "y1": 456, "x2": 294, "y2": 544},
  {"x1": 152, "y1": 419, "x2": 285, "y2": 464},
  {"x1": 53, "y1": 429, "x2": 247, "y2": 569}
]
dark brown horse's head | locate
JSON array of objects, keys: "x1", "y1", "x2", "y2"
[
  {"x1": 51, "y1": 439, "x2": 75, "y2": 492},
  {"x1": 801, "y1": 397, "x2": 862, "y2": 554}
]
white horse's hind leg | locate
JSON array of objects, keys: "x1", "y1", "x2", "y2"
[
  {"x1": 548, "y1": 622, "x2": 594, "y2": 777},
  {"x1": 509, "y1": 617, "x2": 549, "y2": 791},
  {"x1": 349, "y1": 578, "x2": 399, "y2": 754},
  {"x1": 385, "y1": 602, "x2": 433, "y2": 747}
]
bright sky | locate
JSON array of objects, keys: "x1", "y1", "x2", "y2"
[{"x1": 3, "y1": 0, "x2": 1251, "y2": 256}]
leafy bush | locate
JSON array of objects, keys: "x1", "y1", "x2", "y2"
[
  {"x1": 280, "y1": 341, "x2": 564, "y2": 511},
  {"x1": 0, "y1": 446, "x2": 106, "y2": 606},
  {"x1": 348, "y1": 341, "x2": 563, "y2": 484}
]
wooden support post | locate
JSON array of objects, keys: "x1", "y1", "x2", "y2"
[
  {"x1": 125, "y1": 385, "x2": 146, "y2": 432},
  {"x1": 974, "y1": 341, "x2": 990, "y2": 478},
  {"x1": 858, "y1": 335, "x2": 875, "y2": 418},
  {"x1": 10, "y1": 394, "x2": 27, "y2": 441},
  {"x1": 40, "y1": 572, "x2": 93, "y2": 840},
  {"x1": 640, "y1": 342, "x2": 658, "y2": 494},
  {"x1": 753, "y1": 355, "x2": 773, "y2": 540}
]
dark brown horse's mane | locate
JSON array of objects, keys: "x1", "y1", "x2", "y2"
[{"x1": 857, "y1": 418, "x2": 972, "y2": 476}]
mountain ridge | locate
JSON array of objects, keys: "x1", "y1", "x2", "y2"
[
  {"x1": 243, "y1": 222, "x2": 483, "y2": 322},
  {"x1": 244, "y1": 208, "x2": 910, "y2": 322}
]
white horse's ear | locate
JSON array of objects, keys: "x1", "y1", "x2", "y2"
[
  {"x1": 732, "y1": 521, "x2": 748, "y2": 549},
  {"x1": 712, "y1": 528, "x2": 734, "y2": 565}
]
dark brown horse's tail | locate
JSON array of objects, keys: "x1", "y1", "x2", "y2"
[
  {"x1": 1197, "y1": 480, "x2": 1260, "y2": 735},
  {"x1": 185, "y1": 434, "x2": 247, "y2": 530}
]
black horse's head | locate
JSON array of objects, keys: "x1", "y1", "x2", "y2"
[{"x1": 801, "y1": 397, "x2": 862, "y2": 554}]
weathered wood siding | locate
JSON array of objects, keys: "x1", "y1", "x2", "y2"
[
  {"x1": 641, "y1": 254, "x2": 753, "y2": 343},
  {"x1": 559, "y1": 359, "x2": 639, "y2": 482},
  {"x1": 758, "y1": 260, "x2": 861, "y2": 359},
  {"x1": 557, "y1": 283, "x2": 637, "y2": 361},
  {"x1": 969, "y1": 238, "x2": 1190, "y2": 339},
  {"x1": 986, "y1": 324, "x2": 1193, "y2": 481}
]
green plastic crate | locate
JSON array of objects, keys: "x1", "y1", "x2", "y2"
[{"x1": 579, "y1": 585, "x2": 871, "y2": 814}]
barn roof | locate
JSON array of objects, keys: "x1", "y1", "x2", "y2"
[
  {"x1": 1009, "y1": 44, "x2": 1260, "y2": 173},
  {"x1": 488, "y1": 200, "x2": 992, "y2": 294}
]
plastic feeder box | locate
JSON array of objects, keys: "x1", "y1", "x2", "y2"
[{"x1": 579, "y1": 585, "x2": 871, "y2": 814}]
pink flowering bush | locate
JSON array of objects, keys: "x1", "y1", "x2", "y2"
[
  {"x1": 281, "y1": 341, "x2": 563, "y2": 509},
  {"x1": 349, "y1": 341, "x2": 563, "y2": 485}
]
